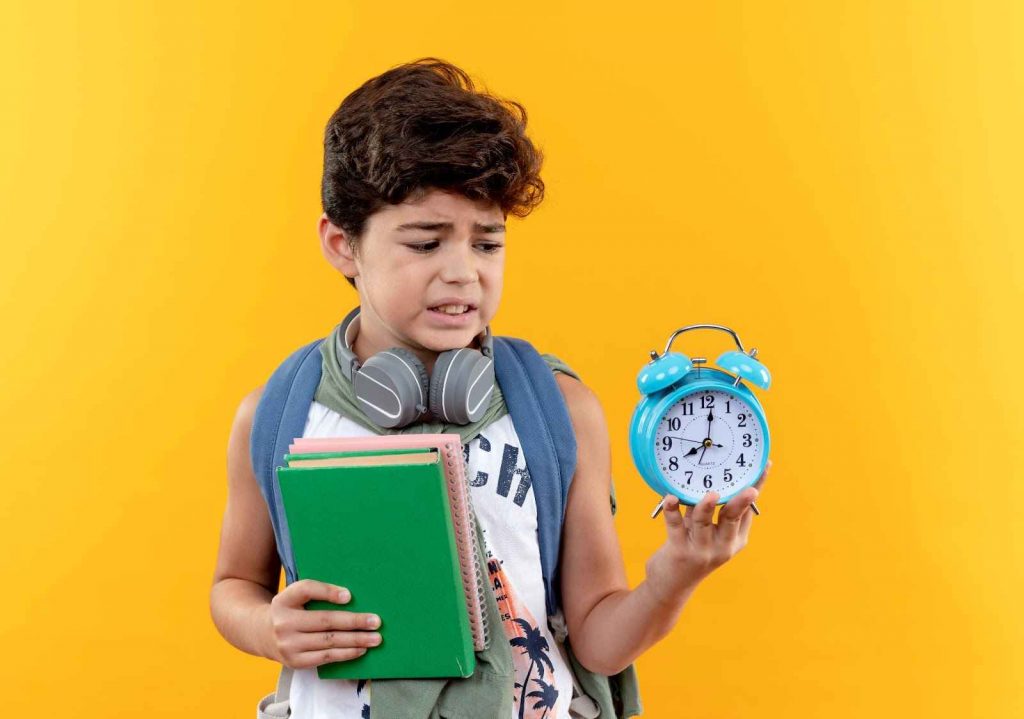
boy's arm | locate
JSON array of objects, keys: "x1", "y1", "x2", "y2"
[
  {"x1": 209, "y1": 385, "x2": 283, "y2": 660},
  {"x1": 556, "y1": 374, "x2": 766, "y2": 676}
]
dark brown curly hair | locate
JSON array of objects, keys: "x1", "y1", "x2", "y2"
[{"x1": 321, "y1": 57, "x2": 546, "y2": 288}]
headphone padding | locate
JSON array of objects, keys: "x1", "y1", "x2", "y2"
[
  {"x1": 429, "y1": 348, "x2": 496, "y2": 424},
  {"x1": 353, "y1": 347, "x2": 429, "y2": 428}
]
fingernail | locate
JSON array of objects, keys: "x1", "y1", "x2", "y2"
[
  {"x1": 369, "y1": 633, "x2": 382, "y2": 645},
  {"x1": 367, "y1": 615, "x2": 380, "y2": 629},
  {"x1": 337, "y1": 588, "x2": 351, "y2": 603}
]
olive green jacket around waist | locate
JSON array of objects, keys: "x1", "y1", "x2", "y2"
[{"x1": 370, "y1": 515, "x2": 642, "y2": 719}]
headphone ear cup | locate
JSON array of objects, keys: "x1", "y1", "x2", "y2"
[
  {"x1": 429, "y1": 348, "x2": 496, "y2": 424},
  {"x1": 353, "y1": 347, "x2": 429, "y2": 428}
]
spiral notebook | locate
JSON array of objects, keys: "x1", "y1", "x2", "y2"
[
  {"x1": 278, "y1": 435, "x2": 485, "y2": 680},
  {"x1": 289, "y1": 434, "x2": 487, "y2": 652}
]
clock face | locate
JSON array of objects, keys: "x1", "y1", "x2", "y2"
[{"x1": 653, "y1": 388, "x2": 765, "y2": 499}]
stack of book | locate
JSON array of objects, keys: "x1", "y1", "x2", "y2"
[{"x1": 277, "y1": 434, "x2": 487, "y2": 680}]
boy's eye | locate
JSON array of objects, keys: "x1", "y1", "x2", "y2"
[
  {"x1": 407, "y1": 241, "x2": 440, "y2": 253},
  {"x1": 405, "y1": 241, "x2": 504, "y2": 253}
]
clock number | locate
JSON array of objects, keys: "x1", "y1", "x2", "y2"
[
  {"x1": 661, "y1": 437, "x2": 672, "y2": 451},
  {"x1": 703, "y1": 474, "x2": 713, "y2": 489},
  {"x1": 669, "y1": 457, "x2": 679, "y2": 471},
  {"x1": 685, "y1": 470, "x2": 693, "y2": 485},
  {"x1": 681, "y1": 402, "x2": 694, "y2": 416},
  {"x1": 724, "y1": 468, "x2": 733, "y2": 482},
  {"x1": 742, "y1": 433, "x2": 752, "y2": 447},
  {"x1": 736, "y1": 453, "x2": 746, "y2": 467},
  {"x1": 725, "y1": 400, "x2": 732, "y2": 414},
  {"x1": 737, "y1": 413, "x2": 747, "y2": 427},
  {"x1": 667, "y1": 417, "x2": 681, "y2": 431},
  {"x1": 701, "y1": 394, "x2": 715, "y2": 409}
]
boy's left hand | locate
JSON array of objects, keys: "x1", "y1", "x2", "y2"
[{"x1": 645, "y1": 460, "x2": 771, "y2": 601}]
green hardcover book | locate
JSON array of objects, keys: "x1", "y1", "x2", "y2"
[{"x1": 277, "y1": 448, "x2": 476, "y2": 680}]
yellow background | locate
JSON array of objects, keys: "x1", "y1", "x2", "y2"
[{"x1": 2, "y1": 1, "x2": 1021, "y2": 716}]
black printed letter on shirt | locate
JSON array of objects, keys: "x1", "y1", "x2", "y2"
[
  {"x1": 467, "y1": 435, "x2": 491, "y2": 487},
  {"x1": 497, "y1": 444, "x2": 532, "y2": 507}
]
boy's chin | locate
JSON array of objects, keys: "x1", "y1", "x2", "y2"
[{"x1": 415, "y1": 324, "x2": 485, "y2": 352}]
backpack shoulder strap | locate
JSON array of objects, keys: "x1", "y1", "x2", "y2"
[
  {"x1": 249, "y1": 338, "x2": 325, "y2": 586},
  {"x1": 492, "y1": 336, "x2": 577, "y2": 617}
]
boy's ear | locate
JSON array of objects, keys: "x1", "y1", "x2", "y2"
[{"x1": 318, "y1": 213, "x2": 358, "y2": 281}]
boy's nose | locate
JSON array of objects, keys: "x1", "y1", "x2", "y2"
[{"x1": 439, "y1": 246, "x2": 478, "y2": 284}]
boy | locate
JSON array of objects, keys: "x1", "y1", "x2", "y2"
[{"x1": 210, "y1": 57, "x2": 769, "y2": 718}]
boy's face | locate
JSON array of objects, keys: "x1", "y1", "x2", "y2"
[{"x1": 320, "y1": 187, "x2": 506, "y2": 366}]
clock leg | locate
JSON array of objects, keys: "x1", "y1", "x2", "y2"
[{"x1": 652, "y1": 497, "x2": 760, "y2": 519}]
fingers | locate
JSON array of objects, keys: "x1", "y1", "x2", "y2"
[
  {"x1": 718, "y1": 487, "x2": 758, "y2": 543},
  {"x1": 738, "y1": 466, "x2": 768, "y2": 538},
  {"x1": 271, "y1": 580, "x2": 385, "y2": 670},
  {"x1": 661, "y1": 494, "x2": 687, "y2": 537},
  {"x1": 720, "y1": 488, "x2": 758, "y2": 522},
  {"x1": 686, "y1": 491, "x2": 718, "y2": 546},
  {"x1": 738, "y1": 503, "x2": 755, "y2": 537},
  {"x1": 293, "y1": 645, "x2": 370, "y2": 668},
  {"x1": 730, "y1": 460, "x2": 770, "y2": 541},
  {"x1": 720, "y1": 487, "x2": 757, "y2": 522},
  {"x1": 293, "y1": 628, "x2": 383, "y2": 653},
  {"x1": 281, "y1": 579, "x2": 351, "y2": 608},
  {"x1": 298, "y1": 608, "x2": 382, "y2": 633}
]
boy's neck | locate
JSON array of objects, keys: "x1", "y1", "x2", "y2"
[{"x1": 351, "y1": 324, "x2": 481, "y2": 377}]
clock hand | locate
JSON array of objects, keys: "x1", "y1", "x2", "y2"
[
  {"x1": 697, "y1": 410, "x2": 714, "y2": 464},
  {"x1": 698, "y1": 445, "x2": 707, "y2": 464},
  {"x1": 668, "y1": 436, "x2": 723, "y2": 447}
]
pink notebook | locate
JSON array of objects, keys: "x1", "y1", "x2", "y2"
[{"x1": 289, "y1": 434, "x2": 488, "y2": 652}]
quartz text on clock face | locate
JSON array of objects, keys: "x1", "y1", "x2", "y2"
[{"x1": 653, "y1": 389, "x2": 763, "y2": 497}]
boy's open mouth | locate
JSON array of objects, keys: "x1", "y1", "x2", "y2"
[{"x1": 428, "y1": 304, "x2": 476, "y2": 315}]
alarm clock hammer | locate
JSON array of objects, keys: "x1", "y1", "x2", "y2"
[{"x1": 628, "y1": 324, "x2": 772, "y2": 520}]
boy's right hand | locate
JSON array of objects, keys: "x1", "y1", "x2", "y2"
[{"x1": 260, "y1": 579, "x2": 383, "y2": 669}]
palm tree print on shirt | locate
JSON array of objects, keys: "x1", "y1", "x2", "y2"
[
  {"x1": 488, "y1": 555, "x2": 561, "y2": 719},
  {"x1": 528, "y1": 678, "x2": 560, "y2": 719}
]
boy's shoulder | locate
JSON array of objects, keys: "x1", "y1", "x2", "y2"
[
  {"x1": 493, "y1": 342, "x2": 598, "y2": 423},
  {"x1": 236, "y1": 383, "x2": 266, "y2": 422},
  {"x1": 537, "y1": 351, "x2": 580, "y2": 382},
  {"x1": 552, "y1": 370, "x2": 606, "y2": 440},
  {"x1": 231, "y1": 383, "x2": 266, "y2": 433}
]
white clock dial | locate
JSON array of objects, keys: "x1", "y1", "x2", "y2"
[{"x1": 653, "y1": 388, "x2": 764, "y2": 498}]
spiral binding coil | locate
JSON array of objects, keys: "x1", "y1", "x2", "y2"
[
  {"x1": 464, "y1": 476, "x2": 490, "y2": 648},
  {"x1": 442, "y1": 441, "x2": 489, "y2": 650}
]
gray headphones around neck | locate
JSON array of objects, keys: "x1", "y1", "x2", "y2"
[{"x1": 335, "y1": 306, "x2": 496, "y2": 429}]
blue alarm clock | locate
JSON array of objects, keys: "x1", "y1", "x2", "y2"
[{"x1": 629, "y1": 324, "x2": 771, "y2": 517}]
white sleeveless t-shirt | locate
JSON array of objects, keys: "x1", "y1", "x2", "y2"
[{"x1": 289, "y1": 400, "x2": 575, "y2": 719}]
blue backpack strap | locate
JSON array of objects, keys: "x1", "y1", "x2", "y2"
[
  {"x1": 249, "y1": 338, "x2": 325, "y2": 586},
  {"x1": 492, "y1": 336, "x2": 577, "y2": 617}
]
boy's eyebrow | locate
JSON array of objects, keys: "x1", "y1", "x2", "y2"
[{"x1": 394, "y1": 221, "x2": 506, "y2": 234}]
